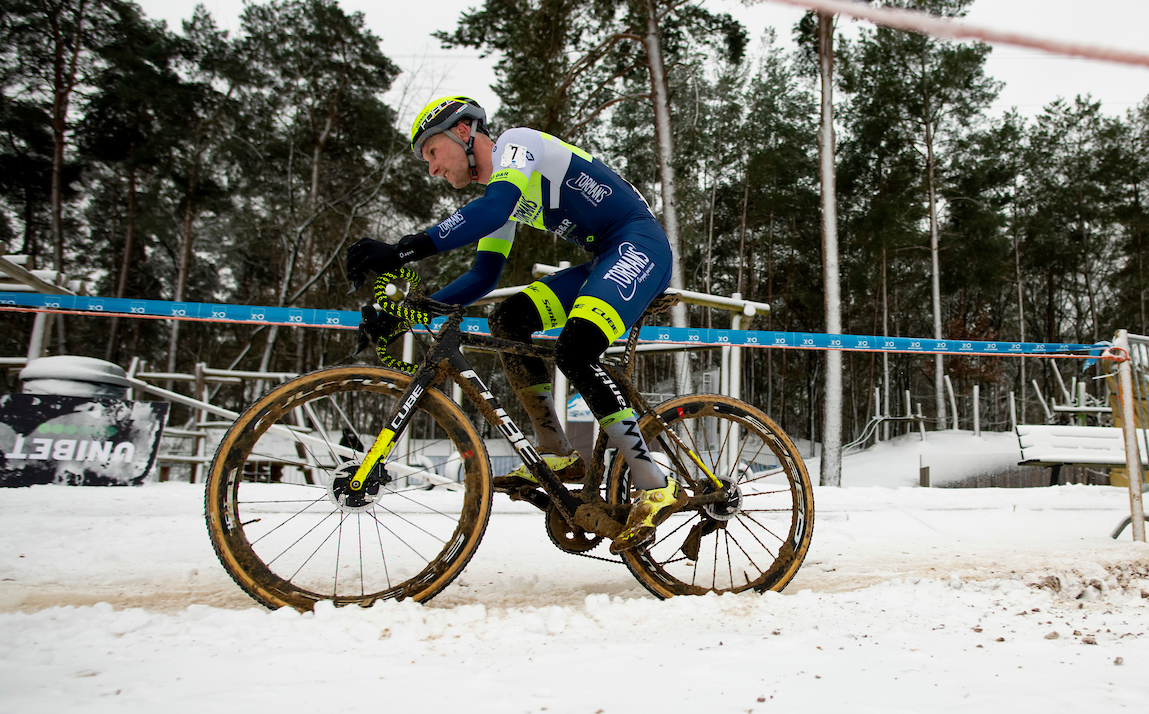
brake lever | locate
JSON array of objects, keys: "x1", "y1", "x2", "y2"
[{"x1": 354, "y1": 305, "x2": 380, "y2": 355}]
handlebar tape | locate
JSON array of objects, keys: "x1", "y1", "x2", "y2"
[{"x1": 369, "y1": 269, "x2": 431, "y2": 373}]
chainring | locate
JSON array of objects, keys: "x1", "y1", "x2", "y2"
[{"x1": 544, "y1": 496, "x2": 603, "y2": 553}]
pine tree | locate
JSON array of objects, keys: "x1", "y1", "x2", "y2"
[{"x1": 838, "y1": 0, "x2": 999, "y2": 428}]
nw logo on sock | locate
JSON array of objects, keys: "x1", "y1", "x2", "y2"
[{"x1": 623, "y1": 421, "x2": 652, "y2": 462}]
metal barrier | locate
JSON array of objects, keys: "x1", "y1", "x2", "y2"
[{"x1": 1107, "y1": 331, "x2": 1149, "y2": 541}]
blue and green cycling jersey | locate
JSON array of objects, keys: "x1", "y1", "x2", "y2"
[{"x1": 427, "y1": 128, "x2": 661, "y2": 306}]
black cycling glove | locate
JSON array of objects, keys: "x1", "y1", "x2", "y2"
[
  {"x1": 346, "y1": 232, "x2": 435, "y2": 290},
  {"x1": 347, "y1": 238, "x2": 397, "y2": 288}
]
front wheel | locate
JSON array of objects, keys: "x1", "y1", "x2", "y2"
[
  {"x1": 606, "y1": 394, "x2": 814, "y2": 598},
  {"x1": 205, "y1": 366, "x2": 493, "y2": 611}
]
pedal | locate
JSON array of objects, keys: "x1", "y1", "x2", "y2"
[{"x1": 492, "y1": 451, "x2": 584, "y2": 491}]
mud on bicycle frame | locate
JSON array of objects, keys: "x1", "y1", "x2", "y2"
[{"x1": 205, "y1": 270, "x2": 815, "y2": 611}]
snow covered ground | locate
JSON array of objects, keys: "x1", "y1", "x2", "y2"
[{"x1": 2, "y1": 430, "x2": 1148, "y2": 713}]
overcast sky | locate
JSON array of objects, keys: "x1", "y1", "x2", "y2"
[{"x1": 137, "y1": 0, "x2": 1149, "y2": 126}]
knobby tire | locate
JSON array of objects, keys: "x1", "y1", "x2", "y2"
[
  {"x1": 605, "y1": 394, "x2": 814, "y2": 598},
  {"x1": 205, "y1": 366, "x2": 492, "y2": 611}
]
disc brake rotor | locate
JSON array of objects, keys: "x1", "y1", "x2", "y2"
[
  {"x1": 327, "y1": 461, "x2": 390, "y2": 513},
  {"x1": 702, "y1": 476, "x2": 743, "y2": 522}
]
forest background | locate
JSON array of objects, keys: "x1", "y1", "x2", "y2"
[{"x1": 3, "y1": 0, "x2": 1149, "y2": 459}]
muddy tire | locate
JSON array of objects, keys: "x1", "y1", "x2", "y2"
[{"x1": 205, "y1": 366, "x2": 492, "y2": 611}]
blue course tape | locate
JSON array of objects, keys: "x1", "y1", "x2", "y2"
[{"x1": 0, "y1": 292, "x2": 1099, "y2": 358}]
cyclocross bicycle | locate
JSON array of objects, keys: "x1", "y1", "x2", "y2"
[{"x1": 205, "y1": 269, "x2": 814, "y2": 611}]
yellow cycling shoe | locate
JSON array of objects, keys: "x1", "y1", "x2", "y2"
[
  {"x1": 491, "y1": 451, "x2": 585, "y2": 491},
  {"x1": 609, "y1": 478, "x2": 688, "y2": 554}
]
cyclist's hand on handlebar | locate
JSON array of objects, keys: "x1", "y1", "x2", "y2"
[
  {"x1": 346, "y1": 238, "x2": 400, "y2": 292},
  {"x1": 346, "y1": 232, "x2": 436, "y2": 293}
]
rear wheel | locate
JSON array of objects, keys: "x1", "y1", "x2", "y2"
[
  {"x1": 606, "y1": 394, "x2": 814, "y2": 598},
  {"x1": 205, "y1": 366, "x2": 492, "y2": 611}
]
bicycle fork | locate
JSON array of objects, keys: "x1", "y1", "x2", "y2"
[{"x1": 348, "y1": 367, "x2": 435, "y2": 493}]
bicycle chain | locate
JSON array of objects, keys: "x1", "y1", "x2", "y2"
[{"x1": 572, "y1": 550, "x2": 624, "y2": 564}]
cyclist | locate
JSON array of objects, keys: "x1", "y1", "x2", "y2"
[{"x1": 347, "y1": 96, "x2": 684, "y2": 553}]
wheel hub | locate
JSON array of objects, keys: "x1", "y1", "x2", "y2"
[
  {"x1": 702, "y1": 476, "x2": 743, "y2": 521},
  {"x1": 328, "y1": 461, "x2": 390, "y2": 513}
]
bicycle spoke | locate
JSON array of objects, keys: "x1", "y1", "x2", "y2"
[
  {"x1": 373, "y1": 512, "x2": 393, "y2": 591},
  {"x1": 726, "y1": 530, "x2": 763, "y2": 577},
  {"x1": 369, "y1": 503, "x2": 449, "y2": 546},
  {"x1": 710, "y1": 528, "x2": 719, "y2": 585},
  {"x1": 741, "y1": 489, "x2": 792, "y2": 498},
  {"x1": 366, "y1": 510, "x2": 430, "y2": 562},
  {"x1": 240, "y1": 448, "x2": 337, "y2": 475},
  {"x1": 240, "y1": 497, "x2": 330, "y2": 505},
  {"x1": 333, "y1": 513, "x2": 345, "y2": 596},
  {"x1": 356, "y1": 514, "x2": 366, "y2": 598},
  {"x1": 737, "y1": 512, "x2": 784, "y2": 554},
  {"x1": 609, "y1": 394, "x2": 814, "y2": 598},
  {"x1": 726, "y1": 531, "x2": 762, "y2": 581},
  {"x1": 724, "y1": 529, "x2": 734, "y2": 588},
  {"x1": 739, "y1": 506, "x2": 799, "y2": 513},
  {"x1": 303, "y1": 400, "x2": 348, "y2": 467},
  {"x1": 741, "y1": 465, "x2": 789, "y2": 484},
  {"x1": 247, "y1": 494, "x2": 331, "y2": 547},
  {"x1": 646, "y1": 512, "x2": 699, "y2": 554},
  {"x1": 285, "y1": 512, "x2": 346, "y2": 581},
  {"x1": 380, "y1": 487, "x2": 468, "y2": 521}
]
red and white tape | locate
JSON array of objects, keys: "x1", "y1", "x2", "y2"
[{"x1": 763, "y1": 0, "x2": 1149, "y2": 68}]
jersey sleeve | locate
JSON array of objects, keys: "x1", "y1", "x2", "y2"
[
  {"x1": 428, "y1": 221, "x2": 515, "y2": 306},
  {"x1": 427, "y1": 181, "x2": 521, "y2": 253}
]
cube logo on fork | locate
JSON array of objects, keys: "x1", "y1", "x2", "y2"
[{"x1": 351, "y1": 380, "x2": 428, "y2": 491}]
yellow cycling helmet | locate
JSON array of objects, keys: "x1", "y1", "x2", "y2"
[{"x1": 410, "y1": 96, "x2": 488, "y2": 179}]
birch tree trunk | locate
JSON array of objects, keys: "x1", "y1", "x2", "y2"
[
  {"x1": 643, "y1": 0, "x2": 689, "y2": 394},
  {"x1": 882, "y1": 244, "x2": 890, "y2": 441},
  {"x1": 817, "y1": 13, "x2": 842, "y2": 487},
  {"x1": 167, "y1": 160, "x2": 200, "y2": 374},
  {"x1": 1015, "y1": 229, "x2": 1026, "y2": 424},
  {"x1": 925, "y1": 115, "x2": 946, "y2": 429}
]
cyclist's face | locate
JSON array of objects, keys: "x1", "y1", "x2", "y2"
[{"x1": 422, "y1": 130, "x2": 470, "y2": 189}]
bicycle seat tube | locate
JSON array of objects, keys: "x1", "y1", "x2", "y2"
[{"x1": 445, "y1": 338, "x2": 585, "y2": 521}]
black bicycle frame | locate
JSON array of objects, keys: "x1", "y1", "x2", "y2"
[{"x1": 349, "y1": 311, "x2": 586, "y2": 523}]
